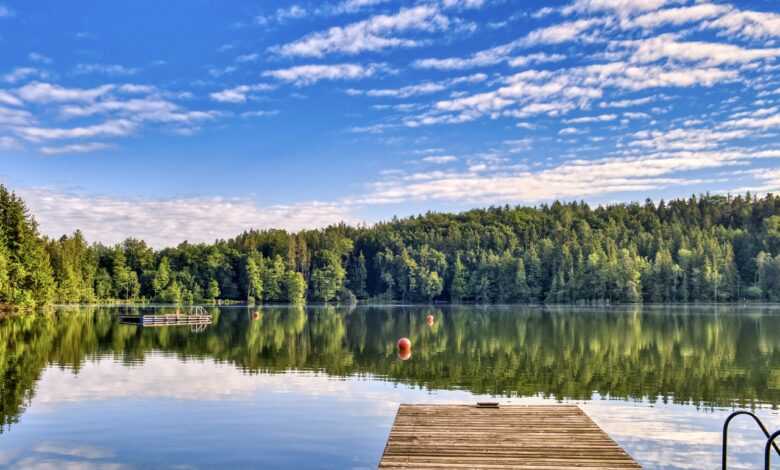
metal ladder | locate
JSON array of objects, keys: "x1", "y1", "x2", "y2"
[{"x1": 722, "y1": 411, "x2": 780, "y2": 469}]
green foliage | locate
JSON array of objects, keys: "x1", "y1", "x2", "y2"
[
  {"x1": 285, "y1": 271, "x2": 307, "y2": 304},
  {"x1": 757, "y1": 252, "x2": 780, "y2": 301},
  {"x1": 207, "y1": 279, "x2": 220, "y2": 302},
  {"x1": 243, "y1": 256, "x2": 263, "y2": 304},
  {"x1": 262, "y1": 255, "x2": 286, "y2": 302},
  {"x1": 3, "y1": 188, "x2": 780, "y2": 306},
  {"x1": 152, "y1": 257, "x2": 171, "y2": 300},
  {"x1": 0, "y1": 185, "x2": 54, "y2": 307},
  {"x1": 311, "y1": 249, "x2": 347, "y2": 302},
  {"x1": 347, "y1": 251, "x2": 368, "y2": 299}
]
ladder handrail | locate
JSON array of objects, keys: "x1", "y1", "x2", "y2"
[
  {"x1": 767, "y1": 430, "x2": 780, "y2": 469},
  {"x1": 723, "y1": 410, "x2": 780, "y2": 469}
]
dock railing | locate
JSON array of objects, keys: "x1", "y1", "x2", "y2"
[{"x1": 722, "y1": 410, "x2": 780, "y2": 469}]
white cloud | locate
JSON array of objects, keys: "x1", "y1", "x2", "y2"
[
  {"x1": 509, "y1": 53, "x2": 566, "y2": 68},
  {"x1": 21, "y1": 188, "x2": 355, "y2": 247},
  {"x1": 208, "y1": 65, "x2": 237, "y2": 78},
  {"x1": 210, "y1": 84, "x2": 274, "y2": 103},
  {"x1": 444, "y1": 0, "x2": 485, "y2": 8},
  {"x1": 562, "y1": 0, "x2": 672, "y2": 17},
  {"x1": 628, "y1": 128, "x2": 751, "y2": 151},
  {"x1": 3, "y1": 67, "x2": 49, "y2": 83},
  {"x1": 235, "y1": 53, "x2": 259, "y2": 63},
  {"x1": 241, "y1": 110, "x2": 279, "y2": 118},
  {"x1": 414, "y1": 42, "x2": 518, "y2": 70},
  {"x1": 704, "y1": 9, "x2": 780, "y2": 40},
  {"x1": 0, "y1": 90, "x2": 21, "y2": 106},
  {"x1": 723, "y1": 113, "x2": 780, "y2": 130},
  {"x1": 626, "y1": 4, "x2": 731, "y2": 30},
  {"x1": 263, "y1": 63, "x2": 384, "y2": 86},
  {"x1": 624, "y1": 111, "x2": 650, "y2": 119},
  {"x1": 28, "y1": 52, "x2": 53, "y2": 64},
  {"x1": 421, "y1": 155, "x2": 457, "y2": 163},
  {"x1": 39, "y1": 142, "x2": 113, "y2": 155},
  {"x1": 348, "y1": 73, "x2": 486, "y2": 98},
  {"x1": 564, "y1": 113, "x2": 618, "y2": 124},
  {"x1": 15, "y1": 119, "x2": 137, "y2": 141},
  {"x1": 0, "y1": 106, "x2": 34, "y2": 126},
  {"x1": 625, "y1": 34, "x2": 780, "y2": 66},
  {"x1": 559, "y1": 126, "x2": 583, "y2": 135},
  {"x1": 404, "y1": 61, "x2": 737, "y2": 127},
  {"x1": 73, "y1": 63, "x2": 139, "y2": 76},
  {"x1": 414, "y1": 41, "x2": 565, "y2": 70},
  {"x1": 59, "y1": 98, "x2": 219, "y2": 125},
  {"x1": 117, "y1": 84, "x2": 157, "y2": 94},
  {"x1": 599, "y1": 96, "x2": 656, "y2": 108},
  {"x1": 17, "y1": 82, "x2": 114, "y2": 103},
  {"x1": 0, "y1": 136, "x2": 20, "y2": 149},
  {"x1": 332, "y1": 0, "x2": 390, "y2": 14},
  {"x1": 521, "y1": 19, "x2": 602, "y2": 47},
  {"x1": 354, "y1": 148, "x2": 779, "y2": 205},
  {"x1": 255, "y1": 5, "x2": 307, "y2": 25},
  {"x1": 349, "y1": 123, "x2": 397, "y2": 133},
  {"x1": 271, "y1": 5, "x2": 449, "y2": 57}
]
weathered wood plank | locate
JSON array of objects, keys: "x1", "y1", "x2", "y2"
[{"x1": 379, "y1": 405, "x2": 640, "y2": 469}]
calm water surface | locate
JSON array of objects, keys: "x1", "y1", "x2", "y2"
[{"x1": 1, "y1": 305, "x2": 780, "y2": 469}]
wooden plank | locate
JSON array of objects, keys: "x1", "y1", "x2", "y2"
[
  {"x1": 379, "y1": 405, "x2": 641, "y2": 469},
  {"x1": 119, "y1": 314, "x2": 212, "y2": 327}
]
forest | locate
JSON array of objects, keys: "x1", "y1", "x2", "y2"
[{"x1": 1, "y1": 183, "x2": 780, "y2": 307}]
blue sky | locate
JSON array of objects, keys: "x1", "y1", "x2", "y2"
[{"x1": 2, "y1": 0, "x2": 780, "y2": 246}]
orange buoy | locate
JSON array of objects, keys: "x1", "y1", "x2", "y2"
[
  {"x1": 398, "y1": 348, "x2": 412, "y2": 361},
  {"x1": 252, "y1": 311, "x2": 260, "y2": 320},
  {"x1": 397, "y1": 337, "x2": 411, "y2": 350},
  {"x1": 426, "y1": 314, "x2": 434, "y2": 326}
]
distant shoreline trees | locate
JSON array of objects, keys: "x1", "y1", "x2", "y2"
[{"x1": 1, "y1": 184, "x2": 780, "y2": 307}]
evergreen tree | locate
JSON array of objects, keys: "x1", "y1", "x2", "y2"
[
  {"x1": 285, "y1": 271, "x2": 307, "y2": 304},
  {"x1": 152, "y1": 257, "x2": 171, "y2": 300},
  {"x1": 347, "y1": 251, "x2": 368, "y2": 299},
  {"x1": 0, "y1": 185, "x2": 54, "y2": 306},
  {"x1": 207, "y1": 279, "x2": 220, "y2": 302},
  {"x1": 449, "y1": 253, "x2": 467, "y2": 302},
  {"x1": 243, "y1": 256, "x2": 264, "y2": 303}
]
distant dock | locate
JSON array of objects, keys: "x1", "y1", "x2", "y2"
[
  {"x1": 119, "y1": 307, "x2": 212, "y2": 327},
  {"x1": 379, "y1": 404, "x2": 640, "y2": 469}
]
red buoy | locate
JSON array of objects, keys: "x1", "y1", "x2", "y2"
[
  {"x1": 426, "y1": 314, "x2": 434, "y2": 326},
  {"x1": 397, "y1": 337, "x2": 411, "y2": 350},
  {"x1": 398, "y1": 348, "x2": 412, "y2": 361}
]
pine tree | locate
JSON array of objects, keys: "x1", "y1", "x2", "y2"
[
  {"x1": 449, "y1": 253, "x2": 468, "y2": 302},
  {"x1": 285, "y1": 271, "x2": 307, "y2": 304},
  {"x1": 0, "y1": 185, "x2": 54, "y2": 306},
  {"x1": 207, "y1": 279, "x2": 220, "y2": 302},
  {"x1": 152, "y1": 257, "x2": 171, "y2": 300},
  {"x1": 244, "y1": 256, "x2": 264, "y2": 303},
  {"x1": 348, "y1": 251, "x2": 368, "y2": 299},
  {"x1": 513, "y1": 257, "x2": 530, "y2": 302}
]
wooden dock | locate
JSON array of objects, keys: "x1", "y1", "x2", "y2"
[
  {"x1": 119, "y1": 313, "x2": 212, "y2": 327},
  {"x1": 379, "y1": 404, "x2": 641, "y2": 469}
]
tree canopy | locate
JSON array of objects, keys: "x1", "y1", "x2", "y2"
[{"x1": 2, "y1": 184, "x2": 780, "y2": 306}]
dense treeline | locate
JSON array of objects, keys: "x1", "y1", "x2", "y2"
[
  {"x1": 3, "y1": 305, "x2": 780, "y2": 431},
  {"x1": 1, "y1": 183, "x2": 780, "y2": 306}
]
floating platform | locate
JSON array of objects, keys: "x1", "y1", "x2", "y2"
[
  {"x1": 379, "y1": 404, "x2": 640, "y2": 469},
  {"x1": 119, "y1": 313, "x2": 212, "y2": 327}
]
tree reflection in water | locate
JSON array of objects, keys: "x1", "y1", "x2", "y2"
[{"x1": 2, "y1": 305, "x2": 779, "y2": 433}]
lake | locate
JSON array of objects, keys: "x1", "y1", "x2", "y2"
[{"x1": 1, "y1": 305, "x2": 780, "y2": 469}]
